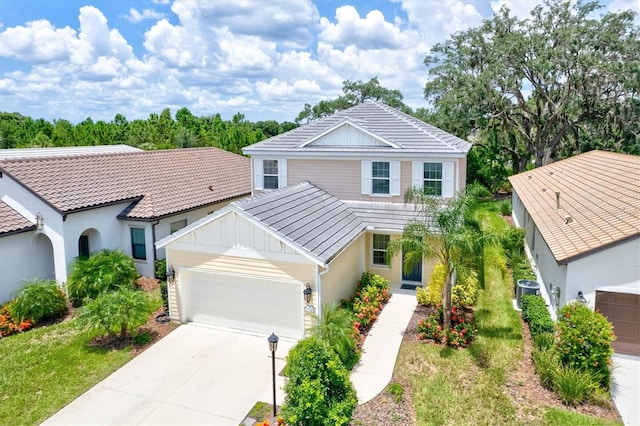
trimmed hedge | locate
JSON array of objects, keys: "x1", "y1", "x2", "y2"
[{"x1": 520, "y1": 295, "x2": 554, "y2": 338}]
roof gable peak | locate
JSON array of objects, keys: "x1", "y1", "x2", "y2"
[{"x1": 296, "y1": 117, "x2": 401, "y2": 149}]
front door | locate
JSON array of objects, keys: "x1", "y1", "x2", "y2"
[{"x1": 402, "y1": 251, "x2": 422, "y2": 282}]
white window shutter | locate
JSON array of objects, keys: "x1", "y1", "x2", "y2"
[
  {"x1": 278, "y1": 159, "x2": 287, "y2": 189},
  {"x1": 253, "y1": 157, "x2": 263, "y2": 190},
  {"x1": 443, "y1": 161, "x2": 454, "y2": 197},
  {"x1": 361, "y1": 160, "x2": 372, "y2": 195},
  {"x1": 412, "y1": 161, "x2": 422, "y2": 189},
  {"x1": 390, "y1": 161, "x2": 400, "y2": 196}
]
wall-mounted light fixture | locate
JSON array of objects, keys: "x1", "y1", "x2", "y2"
[
  {"x1": 36, "y1": 212, "x2": 44, "y2": 232},
  {"x1": 166, "y1": 266, "x2": 175, "y2": 285},
  {"x1": 303, "y1": 282, "x2": 315, "y2": 313},
  {"x1": 576, "y1": 291, "x2": 588, "y2": 305}
]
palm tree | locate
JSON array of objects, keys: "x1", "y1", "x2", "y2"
[
  {"x1": 308, "y1": 305, "x2": 359, "y2": 369},
  {"x1": 388, "y1": 185, "x2": 486, "y2": 329}
]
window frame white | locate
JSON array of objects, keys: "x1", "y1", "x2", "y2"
[{"x1": 372, "y1": 234, "x2": 390, "y2": 266}]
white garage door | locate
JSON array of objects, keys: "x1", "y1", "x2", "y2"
[{"x1": 184, "y1": 269, "x2": 304, "y2": 339}]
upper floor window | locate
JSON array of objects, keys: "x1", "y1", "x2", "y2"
[
  {"x1": 131, "y1": 228, "x2": 146, "y2": 260},
  {"x1": 372, "y1": 234, "x2": 390, "y2": 266},
  {"x1": 372, "y1": 162, "x2": 390, "y2": 194},
  {"x1": 253, "y1": 158, "x2": 287, "y2": 190},
  {"x1": 263, "y1": 160, "x2": 279, "y2": 190},
  {"x1": 362, "y1": 160, "x2": 400, "y2": 196},
  {"x1": 423, "y1": 162, "x2": 443, "y2": 196},
  {"x1": 170, "y1": 219, "x2": 187, "y2": 234},
  {"x1": 412, "y1": 161, "x2": 454, "y2": 198}
]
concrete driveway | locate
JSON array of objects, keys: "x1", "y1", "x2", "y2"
[
  {"x1": 611, "y1": 354, "x2": 640, "y2": 426},
  {"x1": 43, "y1": 325, "x2": 294, "y2": 426}
]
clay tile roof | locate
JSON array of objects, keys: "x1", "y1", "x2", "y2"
[
  {"x1": 509, "y1": 150, "x2": 640, "y2": 263},
  {"x1": 0, "y1": 148, "x2": 251, "y2": 220},
  {"x1": 0, "y1": 200, "x2": 34, "y2": 235}
]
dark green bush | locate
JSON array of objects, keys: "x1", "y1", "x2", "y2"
[
  {"x1": 159, "y1": 280, "x2": 169, "y2": 311},
  {"x1": 521, "y1": 295, "x2": 554, "y2": 338},
  {"x1": 533, "y1": 332, "x2": 555, "y2": 351},
  {"x1": 154, "y1": 259, "x2": 167, "y2": 280},
  {"x1": 556, "y1": 303, "x2": 615, "y2": 389},
  {"x1": 501, "y1": 227, "x2": 526, "y2": 259},
  {"x1": 75, "y1": 287, "x2": 152, "y2": 338},
  {"x1": 499, "y1": 200, "x2": 512, "y2": 216},
  {"x1": 8, "y1": 279, "x2": 67, "y2": 323},
  {"x1": 532, "y1": 347, "x2": 560, "y2": 390},
  {"x1": 554, "y1": 366, "x2": 599, "y2": 406},
  {"x1": 67, "y1": 249, "x2": 139, "y2": 306},
  {"x1": 281, "y1": 337, "x2": 357, "y2": 426}
]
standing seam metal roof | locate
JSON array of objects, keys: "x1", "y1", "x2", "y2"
[
  {"x1": 233, "y1": 182, "x2": 366, "y2": 263},
  {"x1": 243, "y1": 101, "x2": 471, "y2": 154}
]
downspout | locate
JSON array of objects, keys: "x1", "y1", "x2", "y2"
[
  {"x1": 316, "y1": 263, "x2": 331, "y2": 320},
  {"x1": 151, "y1": 220, "x2": 160, "y2": 266}
]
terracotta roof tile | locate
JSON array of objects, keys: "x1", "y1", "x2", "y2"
[
  {"x1": 0, "y1": 148, "x2": 251, "y2": 220},
  {"x1": 0, "y1": 201, "x2": 34, "y2": 235},
  {"x1": 509, "y1": 150, "x2": 640, "y2": 263}
]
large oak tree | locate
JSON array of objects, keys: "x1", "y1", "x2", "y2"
[{"x1": 424, "y1": 0, "x2": 640, "y2": 171}]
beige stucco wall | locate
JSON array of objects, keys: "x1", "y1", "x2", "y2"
[
  {"x1": 320, "y1": 234, "x2": 366, "y2": 308},
  {"x1": 364, "y1": 232, "x2": 437, "y2": 285}
]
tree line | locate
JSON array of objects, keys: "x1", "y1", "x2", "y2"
[
  {"x1": 1, "y1": 1, "x2": 638, "y2": 191},
  {"x1": 0, "y1": 108, "x2": 297, "y2": 155}
]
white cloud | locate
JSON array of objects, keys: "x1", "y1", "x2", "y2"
[
  {"x1": 608, "y1": 0, "x2": 640, "y2": 23},
  {"x1": 0, "y1": 20, "x2": 77, "y2": 62},
  {"x1": 125, "y1": 8, "x2": 165, "y2": 23},
  {"x1": 320, "y1": 6, "x2": 413, "y2": 49}
]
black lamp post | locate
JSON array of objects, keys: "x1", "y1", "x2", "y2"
[{"x1": 267, "y1": 332, "x2": 279, "y2": 417}]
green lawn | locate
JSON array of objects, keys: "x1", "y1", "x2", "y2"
[
  {"x1": 0, "y1": 289, "x2": 162, "y2": 426},
  {"x1": 394, "y1": 201, "x2": 622, "y2": 426}
]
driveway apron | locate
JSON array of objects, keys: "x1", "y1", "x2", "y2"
[{"x1": 43, "y1": 325, "x2": 294, "y2": 426}]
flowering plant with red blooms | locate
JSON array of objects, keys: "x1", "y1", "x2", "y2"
[
  {"x1": 0, "y1": 306, "x2": 33, "y2": 337},
  {"x1": 417, "y1": 305, "x2": 476, "y2": 348}
]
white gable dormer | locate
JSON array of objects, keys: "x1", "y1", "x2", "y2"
[{"x1": 297, "y1": 118, "x2": 401, "y2": 148}]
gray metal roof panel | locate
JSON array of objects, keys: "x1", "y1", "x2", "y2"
[
  {"x1": 344, "y1": 200, "x2": 424, "y2": 231},
  {"x1": 234, "y1": 182, "x2": 366, "y2": 263},
  {"x1": 244, "y1": 102, "x2": 471, "y2": 155}
]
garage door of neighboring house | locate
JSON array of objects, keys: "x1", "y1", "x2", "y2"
[
  {"x1": 184, "y1": 269, "x2": 304, "y2": 339},
  {"x1": 595, "y1": 290, "x2": 640, "y2": 356}
]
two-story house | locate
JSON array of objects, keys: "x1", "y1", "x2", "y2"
[{"x1": 157, "y1": 102, "x2": 471, "y2": 338}]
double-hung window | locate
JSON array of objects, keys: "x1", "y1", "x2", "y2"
[
  {"x1": 263, "y1": 160, "x2": 279, "y2": 190},
  {"x1": 372, "y1": 161, "x2": 390, "y2": 194},
  {"x1": 372, "y1": 234, "x2": 390, "y2": 266},
  {"x1": 423, "y1": 162, "x2": 443, "y2": 196},
  {"x1": 131, "y1": 228, "x2": 146, "y2": 260},
  {"x1": 362, "y1": 160, "x2": 400, "y2": 196}
]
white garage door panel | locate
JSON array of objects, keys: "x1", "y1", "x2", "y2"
[{"x1": 185, "y1": 270, "x2": 303, "y2": 338}]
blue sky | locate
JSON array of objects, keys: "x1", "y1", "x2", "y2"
[{"x1": 0, "y1": 0, "x2": 636, "y2": 123}]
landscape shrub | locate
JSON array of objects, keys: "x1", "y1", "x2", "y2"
[
  {"x1": 417, "y1": 305, "x2": 476, "y2": 348},
  {"x1": 520, "y1": 295, "x2": 554, "y2": 338},
  {"x1": 346, "y1": 272, "x2": 390, "y2": 328},
  {"x1": 0, "y1": 306, "x2": 32, "y2": 336},
  {"x1": 416, "y1": 262, "x2": 446, "y2": 306},
  {"x1": 66, "y1": 249, "x2": 139, "y2": 307},
  {"x1": 154, "y1": 259, "x2": 167, "y2": 280},
  {"x1": 533, "y1": 332, "x2": 555, "y2": 351},
  {"x1": 75, "y1": 287, "x2": 153, "y2": 338},
  {"x1": 280, "y1": 337, "x2": 357, "y2": 426},
  {"x1": 501, "y1": 227, "x2": 526, "y2": 260},
  {"x1": 499, "y1": 200, "x2": 512, "y2": 216},
  {"x1": 8, "y1": 279, "x2": 67, "y2": 323},
  {"x1": 554, "y1": 366, "x2": 599, "y2": 406},
  {"x1": 309, "y1": 305, "x2": 361, "y2": 370},
  {"x1": 388, "y1": 382, "x2": 404, "y2": 403},
  {"x1": 452, "y1": 268, "x2": 479, "y2": 306},
  {"x1": 532, "y1": 347, "x2": 560, "y2": 390},
  {"x1": 556, "y1": 303, "x2": 615, "y2": 389},
  {"x1": 159, "y1": 280, "x2": 169, "y2": 311}
]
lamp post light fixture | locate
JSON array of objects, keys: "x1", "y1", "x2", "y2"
[{"x1": 267, "y1": 332, "x2": 279, "y2": 417}]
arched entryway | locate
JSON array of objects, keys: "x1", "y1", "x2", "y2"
[
  {"x1": 31, "y1": 233, "x2": 55, "y2": 280},
  {"x1": 78, "y1": 228, "x2": 102, "y2": 258}
]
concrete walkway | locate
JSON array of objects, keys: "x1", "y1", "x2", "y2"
[
  {"x1": 351, "y1": 284, "x2": 418, "y2": 403},
  {"x1": 611, "y1": 354, "x2": 640, "y2": 426}
]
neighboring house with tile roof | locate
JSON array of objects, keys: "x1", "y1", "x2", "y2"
[
  {"x1": 157, "y1": 102, "x2": 472, "y2": 339},
  {"x1": 0, "y1": 147, "x2": 250, "y2": 303},
  {"x1": 509, "y1": 150, "x2": 640, "y2": 353}
]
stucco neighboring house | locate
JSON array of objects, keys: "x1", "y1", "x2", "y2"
[
  {"x1": 157, "y1": 102, "x2": 472, "y2": 339},
  {"x1": 509, "y1": 150, "x2": 640, "y2": 355},
  {"x1": 0, "y1": 147, "x2": 250, "y2": 303}
]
